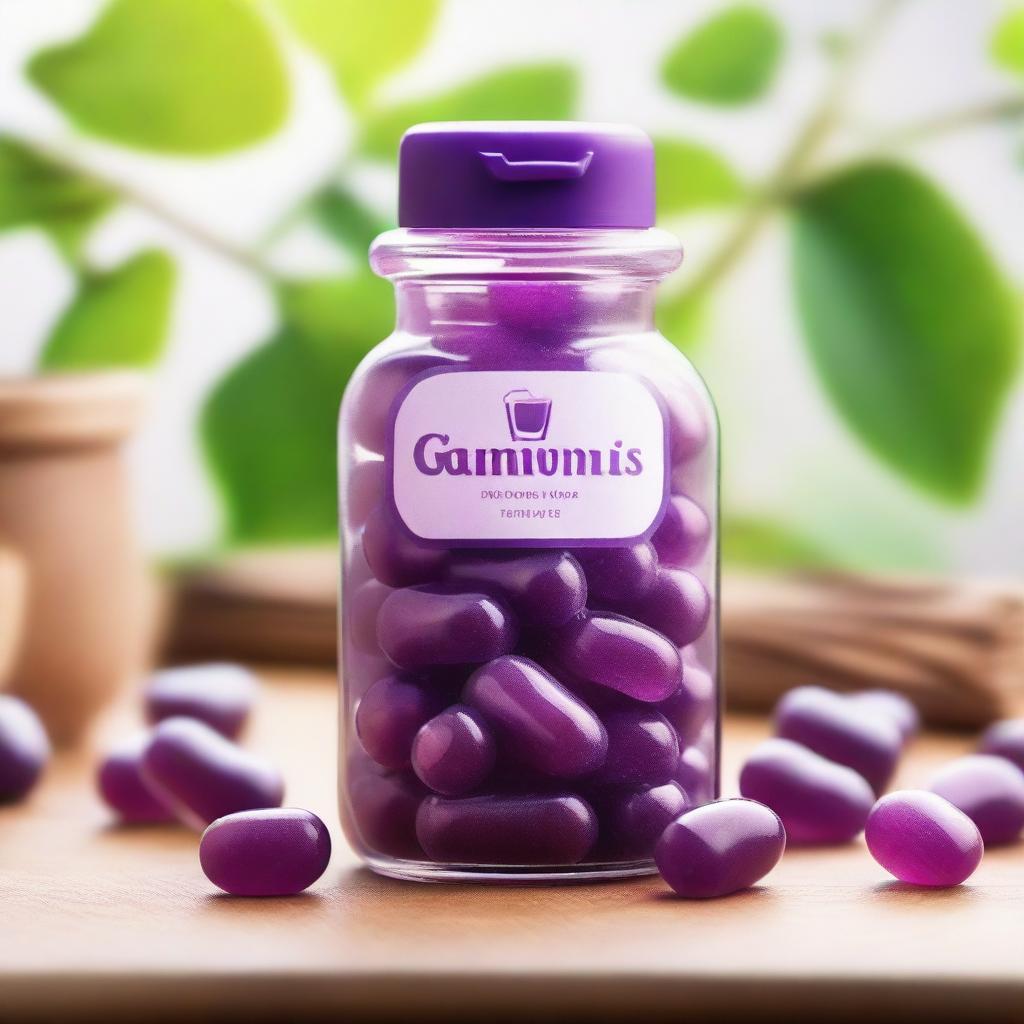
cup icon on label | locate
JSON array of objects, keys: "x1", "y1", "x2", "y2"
[{"x1": 504, "y1": 388, "x2": 552, "y2": 441}]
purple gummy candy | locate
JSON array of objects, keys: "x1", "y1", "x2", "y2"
[
  {"x1": 200, "y1": 808, "x2": 332, "y2": 897},
  {"x1": 739, "y1": 738, "x2": 875, "y2": 844},
  {"x1": 97, "y1": 732, "x2": 175, "y2": 823},
  {"x1": 550, "y1": 612, "x2": 681, "y2": 703},
  {"x1": 665, "y1": 385, "x2": 708, "y2": 466},
  {"x1": 445, "y1": 550, "x2": 586, "y2": 629},
  {"x1": 145, "y1": 663, "x2": 258, "y2": 740},
  {"x1": 347, "y1": 579, "x2": 394, "y2": 654},
  {"x1": 348, "y1": 351, "x2": 459, "y2": 454},
  {"x1": 345, "y1": 650, "x2": 394, "y2": 702},
  {"x1": 595, "y1": 781, "x2": 689, "y2": 861},
  {"x1": 463, "y1": 655, "x2": 607, "y2": 778},
  {"x1": 652, "y1": 496, "x2": 711, "y2": 567},
  {"x1": 412, "y1": 704, "x2": 496, "y2": 796},
  {"x1": 416, "y1": 793, "x2": 598, "y2": 866},
  {"x1": 355, "y1": 674, "x2": 449, "y2": 771},
  {"x1": 658, "y1": 663, "x2": 715, "y2": 747},
  {"x1": 591, "y1": 708, "x2": 678, "y2": 787},
  {"x1": 345, "y1": 755, "x2": 425, "y2": 859},
  {"x1": 0, "y1": 695, "x2": 49, "y2": 803},
  {"x1": 655, "y1": 798, "x2": 785, "y2": 899},
  {"x1": 140, "y1": 717, "x2": 284, "y2": 830},
  {"x1": 345, "y1": 458, "x2": 386, "y2": 530},
  {"x1": 376, "y1": 585, "x2": 518, "y2": 669},
  {"x1": 627, "y1": 569, "x2": 711, "y2": 648},
  {"x1": 675, "y1": 744, "x2": 713, "y2": 804},
  {"x1": 361, "y1": 502, "x2": 448, "y2": 587},
  {"x1": 927, "y1": 755, "x2": 1024, "y2": 846},
  {"x1": 572, "y1": 542, "x2": 657, "y2": 604},
  {"x1": 774, "y1": 686, "x2": 902, "y2": 794},
  {"x1": 847, "y1": 689, "x2": 920, "y2": 743},
  {"x1": 866, "y1": 790, "x2": 983, "y2": 887},
  {"x1": 978, "y1": 718, "x2": 1024, "y2": 773}
]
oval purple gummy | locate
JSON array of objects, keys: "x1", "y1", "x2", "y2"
[
  {"x1": 345, "y1": 458, "x2": 386, "y2": 530},
  {"x1": 416, "y1": 793, "x2": 597, "y2": 866},
  {"x1": 345, "y1": 757, "x2": 426, "y2": 859},
  {"x1": 355, "y1": 674, "x2": 449, "y2": 770},
  {"x1": 362, "y1": 502, "x2": 448, "y2": 587},
  {"x1": 626, "y1": 569, "x2": 710, "y2": 649},
  {"x1": 412, "y1": 705, "x2": 496, "y2": 796},
  {"x1": 145, "y1": 663, "x2": 258, "y2": 740},
  {"x1": 595, "y1": 781, "x2": 689, "y2": 861},
  {"x1": 655, "y1": 798, "x2": 785, "y2": 899},
  {"x1": 658, "y1": 663, "x2": 715, "y2": 747},
  {"x1": 847, "y1": 689, "x2": 920, "y2": 743},
  {"x1": 140, "y1": 717, "x2": 284, "y2": 830},
  {"x1": 651, "y1": 496, "x2": 711, "y2": 567},
  {"x1": 572, "y1": 542, "x2": 657, "y2": 604},
  {"x1": 347, "y1": 579, "x2": 394, "y2": 654},
  {"x1": 348, "y1": 350, "x2": 459, "y2": 454},
  {"x1": 866, "y1": 790, "x2": 983, "y2": 887},
  {"x1": 445, "y1": 550, "x2": 586, "y2": 629},
  {"x1": 665, "y1": 386, "x2": 708, "y2": 466},
  {"x1": 551, "y1": 613, "x2": 681, "y2": 703},
  {"x1": 774, "y1": 686, "x2": 902, "y2": 794},
  {"x1": 927, "y1": 755, "x2": 1024, "y2": 846},
  {"x1": 739, "y1": 738, "x2": 875, "y2": 844},
  {"x1": 591, "y1": 708, "x2": 678, "y2": 787},
  {"x1": 675, "y1": 744, "x2": 713, "y2": 805},
  {"x1": 200, "y1": 808, "x2": 332, "y2": 897},
  {"x1": 978, "y1": 718, "x2": 1024, "y2": 773},
  {"x1": 377, "y1": 586, "x2": 518, "y2": 669},
  {"x1": 463, "y1": 656, "x2": 607, "y2": 778},
  {"x1": 97, "y1": 732, "x2": 175, "y2": 823},
  {"x1": 0, "y1": 695, "x2": 49, "y2": 803}
]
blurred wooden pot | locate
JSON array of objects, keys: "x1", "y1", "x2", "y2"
[
  {"x1": 0, "y1": 373, "x2": 150, "y2": 746},
  {"x1": 0, "y1": 546, "x2": 25, "y2": 686}
]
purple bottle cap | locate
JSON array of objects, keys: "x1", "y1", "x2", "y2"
[{"x1": 398, "y1": 121, "x2": 655, "y2": 229}]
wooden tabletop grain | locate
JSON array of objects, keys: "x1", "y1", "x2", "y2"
[{"x1": 2, "y1": 668, "x2": 1022, "y2": 1022}]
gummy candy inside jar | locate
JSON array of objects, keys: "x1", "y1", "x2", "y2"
[{"x1": 338, "y1": 122, "x2": 720, "y2": 882}]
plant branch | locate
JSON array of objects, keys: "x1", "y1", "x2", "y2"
[
  {"x1": 672, "y1": 0, "x2": 905, "y2": 308},
  {"x1": 856, "y1": 93, "x2": 1024, "y2": 151},
  {"x1": 14, "y1": 134, "x2": 279, "y2": 279}
]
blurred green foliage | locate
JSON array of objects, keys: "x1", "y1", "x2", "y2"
[
  {"x1": 40, "y1": 250, "x2": 176, "y2": 370},
  {"x1": 28, "y1": 0, "x2": 288, "y2": 154},
  {"x1": 793, "y1": 162, "x2": 1019, "y2": 504},
  {"x1": 1, "y1": 0, "x2": 1022, "y2": 567},
  {"x1": 661, "y1": 4, "x2": 783, "y2": 104},
  {"x1": 993, "y1": 7, "x2": 1024, "y2": 74}
]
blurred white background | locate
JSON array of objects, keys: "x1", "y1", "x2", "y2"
[{"x1": 1, "y1": 0, "x2": 1021, "y2": 572}]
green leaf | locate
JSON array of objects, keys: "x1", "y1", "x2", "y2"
[
  {"x1": 662, "y1": 4, "x2": 783, "y2": 105},
  {"x1": 40, "y1": 250, "x2": 176, "y2": 369},
  {"x1": 201, "y1": 326, "x2": 360, "y2": 543},
  {"x1": 203, "y1": 274, "x2": 389, "y2": 544},
  {"x1": 277, "y1": 0, "x2": 439, "y2": 110},
  {"x1": 360, "y1": 64, "x2": 578, "y2": 160},
  {"x1": 279, "y1": 273, "x2": 394, "y2": 371},
  {"x1": 654, "y1": 137, "x2": 743, "y2": 216},
  {"x1": 723, "y1": 516, "x2": 833, "y2": 570},
  {"x1": 792, "y1": 162, "x2": 1020, "y2": 504},
  {"x1": 312, "y1": 186, "x2": 391, "y2": 255},
  {"x1": 657, "y1": 291, "x2": 707, "y2": 353},
  {"x1": 0, "y1": 137, "x2": 111, "y2": 258},
  {"x1": 28, "y1": 0, "x2": 288, "y2": 155},
  {"x1": 992, "y1": 8, "x2": 1024, "y2": 74}
]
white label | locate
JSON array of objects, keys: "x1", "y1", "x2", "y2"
[{"x1": 389, "y1": 369, "x2": 667, "y2": 545}]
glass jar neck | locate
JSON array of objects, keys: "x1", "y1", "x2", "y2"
[{"x1": 371, "y1": 228, "x2": 682, "y2": 340}]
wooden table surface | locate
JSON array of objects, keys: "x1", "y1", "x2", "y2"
[{"x1": 3, "y1": 668, "x2": 1023, "y2": 1022}]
